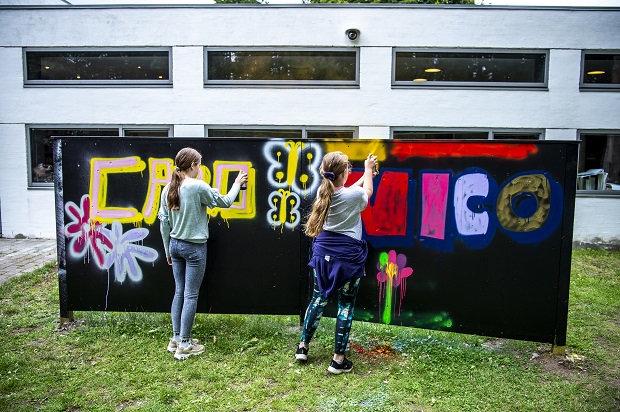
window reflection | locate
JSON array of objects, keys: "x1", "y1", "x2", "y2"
[
  {"x1": 29, "y1": 127, "x2": 170, "y2": 186},
  {"x1": 394, "y1": 50, "x2": 547, "y2": 86},
  {"x1": 29, "y1": 128, "x2": 118, "y2": 185},
  {"x1": 307, "y1": 130, "x2": 354, "y2": 139},
  {"x1": 123, "y1": 129, "x2": 170, "y2": 137},
  {"x1": 208, "y1": 129, "x2": 303, "y2": 139},
  {"x1": 578, "y1": 134, "x2": 620, "y2": 191},
  {"x1": 493, "y1": 133, "x2": 541, "y2": 140},
  {"x1": 393, "y1": 130, "x2": 541, "y2": 141},
  {"x1": 207, "y1": 128, "x2": 354, "y2": 139},
  {"x1": 394, "y1": 131, "x2": 489, "y2": 140},
  {"x1": 25, "y1": 49, "x2": 170, "y2": 84},
  {"x1": 206, "y1": 49, "x2": 358, "y2": 84},
  {"x1": 582, "y1": 53, "x2": 620, "y2": 87}
]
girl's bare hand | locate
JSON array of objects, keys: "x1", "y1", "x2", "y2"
[
  {"x1": 235, "y1": 171, "x2": 248, "y2": 186},
  {"x1": 364, "y1": 153, "x2": 378, "y2": 170}
]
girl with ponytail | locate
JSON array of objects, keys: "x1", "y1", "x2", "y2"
[
  {"x1": 296, "y1": 151, "x2": 378, "y2": 374},
  {"x1": 158, "y1": 147, "x2": 248, "y2": 360}
]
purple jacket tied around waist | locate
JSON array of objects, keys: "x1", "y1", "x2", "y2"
[{"x1": 309, "y1": 230, "x2": 368, "y2": 298}]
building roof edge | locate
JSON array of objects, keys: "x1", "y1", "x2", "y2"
[{"x1": 0, "y1": 4, "x2": 619, "y2": 11}]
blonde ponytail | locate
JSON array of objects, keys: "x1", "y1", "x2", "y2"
[
  {"x1": 303, "y1": 151, "x2": 349, "y2": 238},
  {"x1": 304, "y1": 178, "x2": 334, "y2": 237}
]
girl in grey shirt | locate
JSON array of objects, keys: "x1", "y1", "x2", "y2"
[
  {"x1": 296, "y1": 151, "x2": 378, "y2": 374},
  {"x1": 158, "y1": 147, "x2": 247, "y2": 360}
]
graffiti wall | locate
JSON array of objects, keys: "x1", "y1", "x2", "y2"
[{"x1": 54, "y1": 138, "x2": 577, "y2": 345}]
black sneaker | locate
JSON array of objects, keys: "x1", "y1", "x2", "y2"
[
  {"x1": 327, "y1": 357, "x2": 353, "y2": 374},
  {"x1": 295, "y1": 346, "x2": 308, "y2": 361}
]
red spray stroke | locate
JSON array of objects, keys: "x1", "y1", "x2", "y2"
[
  {"x1": 346, "y1": 170, "x2": 409, "y2": 237},
  {"x1": 391, "y1": 142, "x2": 538, "y2": 161}
]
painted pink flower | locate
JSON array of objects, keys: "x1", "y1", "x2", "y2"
[
  {"x1": 376, "y1": 250, "x2": 414, "y2": 323},
  {"x1": 376, "y1": 250, "x2": 413, "y2": 284},
  {"x1": 64, "y1": 194, "x2": 112, "y2": 268}
]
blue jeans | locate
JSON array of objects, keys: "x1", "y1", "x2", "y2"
[{"x1": 170, "y1": 238, "x2": 207, "y2": 341}]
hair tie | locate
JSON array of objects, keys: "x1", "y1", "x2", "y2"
[
  {"x1": 323, "y1": 172, "x2": 335, "y2": 181},
  {"x1": 175, "y1": 167, "x2": 180, "y2": 172}
]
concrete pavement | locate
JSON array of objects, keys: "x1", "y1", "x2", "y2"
[{"x1": 0, "y1": 238, "x2": 57, "y2": 285}]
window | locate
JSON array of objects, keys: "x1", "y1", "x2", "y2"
[
  {"x1": 207, "y1": 128, "x2": 302, "y2": 139},
  {"x1": 492, "y1": 132, "x2": 542, "y2": 140},
  {"x1": 29, "y1": 128, "x2": 117, "y2": 186},
  {"x1": 205, "y1": 48, "x2": 359, "y2": 87},
  {"x1": 393, "y1": 131, "x2": 489, "y2": 140},
  {"x1": 28, "y1": 126, "x2": 171, "y2": 187},
  {"x1": 392, "y1": 129, "x2": 542, "y2": 140},
  {"x1": 123, "y1": 129, "x2": 170, "y2": 137},
  {"x1": 207, "y1": 127, "x2": 356, "y2": 139},
  {"x1": 393, "y1": 49, "x2": 548, "y2": 88},
  {"x1": 24, "y1": 48, "x2": 171, "y2": 86},
  {"x1": 581, "y1": 51, "x2": 620, "y2": 90},
  {"x1": 306, "y1": 130, "x2": 356, "y2": 139},
  {"x1": 577, "y1": 133, "x2": 620, "y2": 192}
]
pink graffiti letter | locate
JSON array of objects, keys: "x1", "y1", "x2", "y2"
[{"x1": 420, "y1": 172, "x2": 450, "y2": 240}]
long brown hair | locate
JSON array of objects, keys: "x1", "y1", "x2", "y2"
[
  {"x1": 303, "y1": 151, "x2": 349, "y2": 238},
  {"x1": 167, "y1": 147, "x2": 201, "y2": 210}
]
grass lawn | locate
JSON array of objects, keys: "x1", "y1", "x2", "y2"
[{"x1": 0, "y1": 249, "x2": 618, "y2": 411}]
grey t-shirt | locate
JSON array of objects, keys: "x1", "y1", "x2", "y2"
[{"x1": 323, "y1": 186, "x2": 369, "y2": 240}]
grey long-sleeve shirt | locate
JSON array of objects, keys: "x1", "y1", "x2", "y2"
[{"x1": 157, "y1": 178, "x2": 241, "y2": 258}]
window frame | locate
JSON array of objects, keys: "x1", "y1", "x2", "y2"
[
  {"x1": 580, "y1": 50, "x2": 620, "y2": 91},
  {"x1": 23, "y1": 47, "x2": 173, "y2": 87},
  {"x1": 206, "y1": 125, "x2": 358, "y2": 139},
  {"x1": 391, "y1": 128, "x2": 544, "y2": 141},
  {"x1": 576, "y1": 130, "x2": 620, "y2": 197},
  {"x1": 27, "y1": 125, "x2": 172, "y2": 188},
  {"x1": 204, "y1": 47, "x2": 360, "y2": 88},
  {"x1": 392, "y1": 48, "x2": 549, "y2": 90}
]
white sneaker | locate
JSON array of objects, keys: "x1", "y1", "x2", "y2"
[
  {"x1": 167, "y1": 338, "x2": 198, "y2": 353},
  {"x1": 174, "y1": 341, "x2": 205, "y2": 360}
]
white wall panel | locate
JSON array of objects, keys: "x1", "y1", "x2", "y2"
[
  {"x1": 0, "y1": 5, "x2": 618, "y2": 242},
  {"x1": 574, "y1": 196, "x2": 620, "y2": 246}
]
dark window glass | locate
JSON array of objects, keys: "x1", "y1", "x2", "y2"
[
  {"x1": 307, "y1": 130, "x2": 354, "y2": 139},
  {"x1": 578, "y1": 134, "x2": 620, "y2": 191},
  {"x1": 582, "y1": 53, "x2": 620, "y2": 86},
  {"x1": 393, "y1": 131, "x2": 489, "y2": 140},
  {"x1": 394, "y1": 51, "x2": 546, "y2": 86},
  {"x1": 25, "y1": 50, "x2": 170, "y2": 83},
  {"x1": 206, "y1": 50, "x2": 357, "y2": 83},
  {"x1": 207, "y1": 129, "x2": 303, "y2": 139},
  {"x1": 493, "y1": 133, "x2": 541, "y2": 140},
  {"x1": 123, "y1": 129, "x2": 170, "y2": 137},
  {"x1": 29, "y1": 128, "x2": 118, "y2": 185}
]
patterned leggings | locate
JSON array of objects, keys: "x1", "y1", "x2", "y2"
[{"x1": 300, "y1": 276, "x2": 361, "y2": 355}]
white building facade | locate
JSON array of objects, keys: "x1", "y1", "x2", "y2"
[{"x1": 0, "y1": 4, "x2": 618, "y2": 247}]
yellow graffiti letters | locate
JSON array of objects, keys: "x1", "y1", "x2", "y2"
[
  {"x1": 142, "y1": 158, "x2": 174, "y2": 225},
  {"x1": 88, "y1": 156, "x2": 254, "y2": 225}
]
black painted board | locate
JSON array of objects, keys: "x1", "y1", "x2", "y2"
[{"x1": 55, "y1": 137, "x2": 577, "y2": 344}]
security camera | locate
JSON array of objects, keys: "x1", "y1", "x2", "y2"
[{"x1": 345, "y1": 27, "x2": 360, "y2": 41}]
